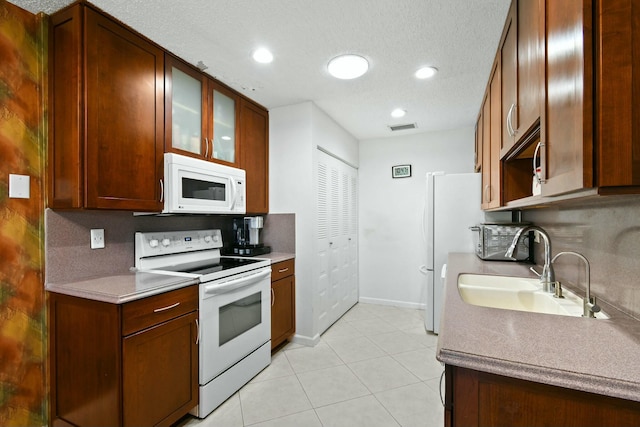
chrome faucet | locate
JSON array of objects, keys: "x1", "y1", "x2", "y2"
[
  {"x1": 551, "y1": 251, "x2": 601, "y2": 318},
  {"x1": 505, "y1": 225, "x2": 556, "y2": 293}
]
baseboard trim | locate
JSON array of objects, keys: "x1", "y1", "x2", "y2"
[{"x1": 358, "y1": 297, "x2": 426, "y2": 311}]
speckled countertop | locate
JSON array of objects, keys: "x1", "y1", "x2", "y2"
[
  {"x1": 45, "y1": 252, "x2": 295, "y2": 304},
  {"x1": 253, "y1": 252, "x2": 295, "y2": 264},
  {"x1": 437, "y1": 253, "x2": 640, "y2": 403},
  {"x1": 46, "y1": 272, "x2": 199, "y2": 304}
]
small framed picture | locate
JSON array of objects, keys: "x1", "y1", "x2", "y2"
[{"x1": 392, "y1": 164, "x2": 412, "y2": 179}]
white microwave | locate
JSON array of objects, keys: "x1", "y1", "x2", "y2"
[{"x1": 163, "y1": 153, "x2": 246, "y2": 214}]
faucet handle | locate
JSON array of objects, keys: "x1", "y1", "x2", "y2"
[{"x1": 529, "y1": 266, "x2": 541, "y2": 278}]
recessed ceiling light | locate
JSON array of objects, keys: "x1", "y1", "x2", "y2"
[
  {"x1": 391, "y1": 108, "x2": 406, "y2": 118},
  {"x1": 327, "y1": 54, "x2": 369, "y2": 79},
  {"x1": 221, "y1": 136, "x2": 232, "y2": 141},
  {"x1": 252, "y1": 48, "x2": 273, "y2": 64},
  {"x1": 415, "y1": 66, "x2": 438, "y2": 79}
]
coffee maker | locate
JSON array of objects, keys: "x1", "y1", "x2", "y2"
[{"x1": 231, "y1": 216, "x2": 271, "y2": 256}]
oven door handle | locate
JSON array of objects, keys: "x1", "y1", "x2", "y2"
[{"x1": 203, "y1": 268, "x2": 271, "y2": 295}]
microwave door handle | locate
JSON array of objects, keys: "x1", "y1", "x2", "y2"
[
  {"x1": 203, "y1": 268, "x2": 271, "y2": 295},
  {"x1": 229, "y1": 178, "x2": 238, "y2": 210}
]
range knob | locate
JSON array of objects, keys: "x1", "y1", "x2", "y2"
[
  {"x1": 149, "y1": 239, "x2": 159, "y2": 248},
  {"x1": 161, "y1": 238, "x2": 171, "y2": 247},
  {"x1": 213, "y1": 234, "x2": 220, "y2": 243},
  {"x1": 204, "y1": 235, "x2": 212, "y2": 243}
]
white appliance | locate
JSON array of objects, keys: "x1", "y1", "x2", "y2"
[
  {"x1": 163, "y1": 153, "x2": 246, "y2": 214},
  {"x1": 420, "y1": 172, "x2": 483, "y2": 334},
  {"x1": 135, "y1": 229, "x2": 271, "y2": 418}
]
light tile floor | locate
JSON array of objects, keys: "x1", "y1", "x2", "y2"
[{"x1": 175, "y1": 303, "x2": 445, "y2": 427}]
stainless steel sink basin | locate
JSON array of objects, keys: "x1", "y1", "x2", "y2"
[{"x1": 457, "y1": 274, "x2": 609, "y2": 319}]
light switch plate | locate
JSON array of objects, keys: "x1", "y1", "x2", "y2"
[
  {"x1": 91, "y1": 229, "x2": 105, "y2": 249},
  {"x1": 9, "y1": 174, "x2": 30, "y2": 199}
]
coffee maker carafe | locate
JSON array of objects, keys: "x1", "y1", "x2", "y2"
[{"x1": 232, "y1": 216, "x2": 271, "y2": 256}]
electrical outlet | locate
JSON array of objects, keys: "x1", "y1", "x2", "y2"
[{"x1": 91, "y1": 229, "x2": 105, "y2": 249}]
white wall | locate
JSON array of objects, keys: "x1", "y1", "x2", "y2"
[
  {"x1": 270, "y1": 101, "x2": 358, "y2": 344},
  {"x1": 358, "y1": 127, "x2": 475, "y2": 308}
]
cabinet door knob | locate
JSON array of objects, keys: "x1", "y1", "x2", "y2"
[
  {"x1": 204, "y1": 138, "x2": 210, "y2": 158},
  {"x1": 271, "y1": 288, "x2": 275, "y2": 306},
  {"x1": 159, "y1": 179, "x2": 164, "y2": 203}
]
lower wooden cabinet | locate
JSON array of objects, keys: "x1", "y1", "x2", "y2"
[
  {"x1": 270, "y1": 259, "x2": 295, "y2": 350},
  {"x1": 445, "y1": 365, "x2": 640, "y2": 427},
  {"x1": 49, "y1": 286, "x2": 199, "y2": 427}
]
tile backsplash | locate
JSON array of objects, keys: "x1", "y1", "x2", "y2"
[
  {"x1": 45, "y1": 209, "x2": 295, "y2": 284},
  {"x1": 523, "y1": 196, "x2": 640, "y2": 319}
]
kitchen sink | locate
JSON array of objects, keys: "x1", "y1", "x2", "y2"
[{"x1": 457, "y1": 274, "x2": 609, "y2": 319}]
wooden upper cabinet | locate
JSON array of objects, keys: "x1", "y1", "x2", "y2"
[
  {"x1": 542, "y1": 0, "x2": 594, "y2": 196},
  {"x1": 488, "y1": 60, "x2": 502, "y2": 209},
  {"x1": 500, "y1": 0, "x2": 544, "y2": 158},
  {"x1": 49, "y1": 3, "x2": 164, "y2": 211},
  {"x1": 480, "y1": 92, "x2": 492, "y2": 210},
  {"x1": 500, "y1": 1, "x2": 518, "y2": 156},
  {"x1": 596, "y1": 0, "x2": 640, "y2": 190},
  {"x1": 480, "y1": 58, "x2": 502, "y2": 211},
  {"x1": 240, "y1": 98, "x2": 269, "y2": 214},
  {"x1": 516, "y1": 0, "x2": 543, "y2": 138},
  {"x1": 165, "y1": 55, "x2": 241, "y2": 168}
]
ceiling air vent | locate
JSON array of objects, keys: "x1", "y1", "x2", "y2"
[{"x1": 388, "y1": 123, "x2": 417, "y2": 132}]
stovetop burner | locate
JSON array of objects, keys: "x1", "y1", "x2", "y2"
[{"x1": 170, "y1": 257, "x2": 264, "y2": 275}]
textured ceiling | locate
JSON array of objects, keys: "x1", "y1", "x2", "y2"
[{"x1": 9, "y1": 0, "x2": 510, "y2": 140}]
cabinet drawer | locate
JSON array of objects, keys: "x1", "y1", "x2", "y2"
[
  {"x1": 271, "y1": 259, "x2": 295, "y2": 282},
  {"x1": 122, "y1": 285, "x2": 198, "y2": 335}
]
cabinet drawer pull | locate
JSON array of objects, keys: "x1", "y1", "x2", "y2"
[
  {"x1": 278, "y1": 267, "x2": 289, "y2": 273},
  {"x1": 506, "y1": 103, "x2": 516, "y2": 137},
  {"x1": 153, "y1": 302, "x2": 180, "y2": 313},
  {"x1": 483, "y1": 184, "x2": 491, "y2": 203}
]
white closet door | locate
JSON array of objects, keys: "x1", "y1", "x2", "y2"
[{"x1": 317, "y1": 150, "x2": 358, "y2": 334}]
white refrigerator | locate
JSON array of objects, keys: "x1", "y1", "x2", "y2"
[{"x1": 421, "y1": 172, "x2": 483, "y2": 334}]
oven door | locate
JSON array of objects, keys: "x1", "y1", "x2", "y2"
[{"x1": 199, "y1": 267, "x2": 271, "y2": 384}]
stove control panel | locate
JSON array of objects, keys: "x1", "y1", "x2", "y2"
[{"x1": 135, "y1": 229, "x2": 223, "y2": 259}]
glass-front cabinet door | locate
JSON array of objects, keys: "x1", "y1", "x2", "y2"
[
  {"x1": 208, "y1": 81, "x2": 239, "y2": 166},
  {"x1": 166, "y1": 55, "x2": 240, "y2": 167},
  {"x1": 166, "y1": 56, "x2": 206, "y2": 157}
]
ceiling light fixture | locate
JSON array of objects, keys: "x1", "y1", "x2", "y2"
[
  {"x1": 252, "y1": 48, "x2": 274, "y2": 64},
  {"x1": 415, "y1": 66, "x2": 438, "y2": 79},
  {"x1": 327, "y1": 54, "x2": 369, "y2": 79},
  {"x1": 391, "y1": 108, "x2": 406, "y2": 118}
]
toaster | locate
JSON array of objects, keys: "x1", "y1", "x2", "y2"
[{"x1": 470, "y1": 223, "x2": 534, "y2": 262}]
